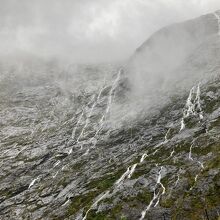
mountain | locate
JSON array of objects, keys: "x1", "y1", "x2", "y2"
[
  {"x1": 126, "y1": 10, "x2": 220, "y2": 99},
  {"x1": 0, "y1": 10, "x2": 220, "y2": 220}
]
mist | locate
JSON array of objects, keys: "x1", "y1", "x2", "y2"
[
  {"x1": 1, "y1": 0, "x2": 220, "y2": 124},
  {"x1": 1, "y1": 0, "x2": 220, "y2": 63}
]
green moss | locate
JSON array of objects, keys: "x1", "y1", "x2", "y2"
[
  {"x1": 206, "y1": 174, "x2": 220, "y2": 208},
  {"x1": 175, "y1": 142, "x2": 191, "y2": 154},
  {"x1": 57, "y1": 176, "x2": 68, "y2": 187},
  {"x1": 161, "y1": 197, "x2": 174, "y2": 208},
  {"x1": 86, "y1": 203, "x2": 123, "y2": 220},
  {"x1": 161, "y1": 173, "x2": 172, "y2": 187},
  {"x1": 67, "y1": 191, "x2": 99, "y2": 217},
  {"x1": 190, "y1": 196, "x2": 203, "y2": 209},
  {"x1": 185, "y1": 172, "x2": 196, "y2": 190},
  {"x1": 0, "y1": 189, "x2": 12, "y2": 199},
  {"x1": 184, "y1": 117, "x2": 199, "y2": 129},
  {"x1": 87, "y1": 168, "x2": 126, "y2": 192},
  {"x1": 89, "y1": 177, "x2": 116, "y2": 192},
  {"x1": 122, "y1": 190, "x2": 152, "y2": 207},
  {"x1": 131, "y1": 166, "x2": 151, "y2": 179},
  {"x1": 87, "y1": 190, "x2": 152, "y2": 219},
  {"x1": 169, "y1": 172, "x2": 220, "y2": 219},
  {"x1": 67, "y1": 168, "x2": 126, "y2": 218},
  {"x1": 0, "y1": 185, "x2": 28, "y2": 200},
  {"x1": 204, "y1": 98, "x2": 220, "y2": 114},
  {"x1": 209, "y1": 117, "x2": 220, "y2": 129},
  {"x1": 192, "y1": 146, "x2": 211, "y2": 156},
  {"x1": 87, "y1": 211, "x2": 109, "y2": 220},
  {"x1": 206, "y1": 154, "x2": 220, "y2": 170},
  {"x1": 136, "y1": 190, "x2": 152, "y2": 204},
  {"x1": 70, "y1": 161, "x2": 84, "y2": 171}
]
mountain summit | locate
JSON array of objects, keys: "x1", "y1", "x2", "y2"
[{"x1": 126, "y1": 10, "x2": 220, "y2": 99}]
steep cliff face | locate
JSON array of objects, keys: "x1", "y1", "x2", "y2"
[
  {"x1": 0, "y1": 10, "x2": 220, "y2": 220},
  {"x1": 127, "y1": 10, "x2": 220, "y2": 98}
]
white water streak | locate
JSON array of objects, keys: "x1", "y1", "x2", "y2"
[
  {"x1": 72, "y1": 110, "x2": 84, "y2": 140},
  {"x1": 164, "y1": 128, "x2": 171, "y2": 142},
  {"x1": 53, "y1": 160, "x2": 61, "y2": 167},
  {"x1": 76, "y1": 95, "x2": 96, "y2": 143},
  {"x1": 77, "y1": 85, "x2": 106, "y2": 149},
  {"x1": 140, "y1": 166, "x2": 165, "y2": 220},
  {"x1": 82, "y1": 100, "x2": 173, "y2": 219},
  {"x1": 189, "y1": 145, "x2": 193, "y2": 161},
  {"x1": 190, "y1": 174, "x2": 199, "y2": 191},
  {"x1": 170, "y1": 149, "x2": 175, "y2": 157},
  {"x1": 88, "y1": 69, "x2": 122, "y2": 150},
  {"x1": 97, "y1": 69, "x2": 121, "y2": 131},
  {"x1": 82, "y1": 191, "x2": 110, "y2": 220},
  {"x1": 174, "y1": 174, "x2": 180, "y2": 188},
  {"x1": 198, "y1": 161, "x2": 204, "y2": 169},
  {"x1": 180, "y1": 118, "x2": 185, "y2": 131},
  {"x1": 115, "y1": 167, "x2": 131, "y2": 186},
  {"x1": 52, "y1": 171, "x2": 59, "y2": 178},
  {"x1": 62, "y1": 199, "x2": 70, "y2": 206},
  {"x1": 28, "y1": 177, "x2": 39, "y2": 189},
  {"x1": 195, "y1": 174, "x2": 198, "y2": 182},
  {"x1": 140, "y1": 153, "x2": 148, "y2": 163},
  {"x1": 128, "y1": 164, "x2": 138, "y2": 179},
  {"x1": 180, "y1": 83, "x2": 203, "y2": 131},
  {"x1": 164, "y1": 148, "x2": 175, "y2": 162},
  {"x1": 214, "y1": 12, "x2": 220, "y2": 36}
]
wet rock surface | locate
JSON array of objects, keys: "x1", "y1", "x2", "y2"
[
  {"x1": 0, "y1": 67, "x2": 220, "y2": 220},
  {"x1": 0, "y1": 11, "x2": 220, "y2": 220}
]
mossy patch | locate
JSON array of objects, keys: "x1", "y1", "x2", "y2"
[
  {"x1": 86, "y1": 203, "x2": 123, "y2": 220},
  {"x1": 67, "y1": 190, "x2": 99, "y2": 217}
]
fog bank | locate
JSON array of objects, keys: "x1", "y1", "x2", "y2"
[{"x1": 1, "y1": 0, "x2": 220, "y2": 63}]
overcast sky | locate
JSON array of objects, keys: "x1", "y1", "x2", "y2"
[{"x1": 1, "y1": 0, "x2": 220, "y2": 63}]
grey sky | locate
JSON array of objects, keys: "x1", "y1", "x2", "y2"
[{"x1": 1, "y1": 0, "x2": 220, "y2": 63}]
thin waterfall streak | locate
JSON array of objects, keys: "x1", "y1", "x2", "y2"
[
  {"x1": 180, "y1": 83, "x2": 203, "y2": 131},
  {"x1": 214, "y1": 12, "x2": 220, "y2": 35},
  {"x1": 82, "y1": 191, "x2": 110, "y2": 220},
  {"x1": 89, "y1": 69, "x2": 122, "y2": 150},
  {"x1": 139, "y1": 166, "x2": 165, "y2": 220}
]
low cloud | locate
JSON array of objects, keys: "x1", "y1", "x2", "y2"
[{"x1": 0, "y1": 0, "x2": 220, "y2": 63}]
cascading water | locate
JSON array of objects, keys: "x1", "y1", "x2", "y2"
[
  {"x1": 140, "y1": 166, "x2": 166, "y2": 220},
  {"x1": 214, "y1": 11, "x2": 220, "y2": 36},
  {"x1": 180, "y1": 84, "x2": 203, "y2": 131}
]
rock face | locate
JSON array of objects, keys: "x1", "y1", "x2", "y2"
[
  {"x1": 0, "y1": 11, "x2": 220, "y2": 220},
  {"x1": 134, "y1": 12, "x2": 217, "y2": 68},
  {"x1": 127, "y1": 10, "x2": 220, "y2": 99}
]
